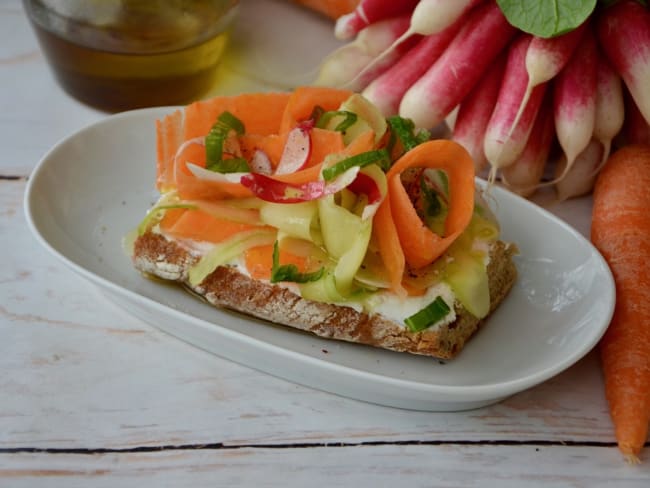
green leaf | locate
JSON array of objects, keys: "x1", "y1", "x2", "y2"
[
  {"x1": 497, "y1": 0, "x2": 597, "y2": 38},
  {"x1": 270, "y1": 241, "x2": 325, "y2": 284}
]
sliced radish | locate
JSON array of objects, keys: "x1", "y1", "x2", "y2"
[
  {"x1": 241, "y1": 166, "x2": 360, "y2": 203},
  {"x1": 275, "y1": 122, "x2": 313, "y2": 175},
  {"x1": 250, "y1": 149, "x2": 273, "y2": 175},
  {"x1": 185, "y1": 162, "x2": 247, "y2": 183}
]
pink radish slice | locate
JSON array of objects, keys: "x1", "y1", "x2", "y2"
[
  {"x1": 275, "y1": 123, "x2": 312, "y2": 175},
  {"x1": 250, "y1": 150, "x2": 273, "y2": 175},
  {"x1": 241, "y1": 166, "x2": 360, "y2": 203}
]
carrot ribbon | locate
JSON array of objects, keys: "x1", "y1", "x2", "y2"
[{"x1": 374, "y1": 140, "x2": 476, "y2": 291}]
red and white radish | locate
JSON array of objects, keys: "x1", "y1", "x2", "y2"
[
  {"x1": 526, "y1": 24, "x2": 587, "y2": 88},
  {"x1": 408, "y1": 0, "x2": 484, "y2": 36},
  {"x1": 555, "y1": 138, "x2": 604, "y2": 201},
  {"x1": 316, "y1": 15, "x2": 411, "y2": 90},
  {"x1": 348, "y1": 0, "x2": 484, "y2": 93},
  {"x1": 597, "y1": 0, "x2": 650, "y2": 126},
  {"x1": 452, "y1": 52, "x2": 506, "y2": 173},
  {"x1": 399, "y1": 0, "x2": 516, "y2": 130},
  {"x1": 483, "y1": 34, "x2": 548, "y2": 173},
  {"x1": 500, "y1": 100, "x2": 555, "y2": 197},
  {"x1": 553, "y1": 24, "x2": 598, "y2": 180},
  {"x1": 594, "y1": 55, "x2": 624, "y2": 169},
  {"x1": 361, "y1": 20, "x2": 461, "y2": 116},
  {"x1": 444, "y1": 106, "x2": 459, "y2": 133},
  {"x1": 334, "y1": 0, "x2": 419, "y2": 39},
  {"x1": 622, "y1": 88, "x2": 650, "y2": 146},
  {"x1": 504, "y1": 23, "x2": 587, "y2": 148},
  {"x1": 312, "y1": 0, "x2": 650, "y2": 202}
]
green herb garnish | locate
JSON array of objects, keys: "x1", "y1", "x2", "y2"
[
  {"x1": 316, "y1": 110, "x2": 358, "y2": 132},
  {"x1": 404, "y1": 296, "x2": 451, "y2": 332},
  {"x1": 205, "y1": 111, "x2": 248, "y2": 172},
  {"x1": 206, "y1": 157, "x2": 250, "y2": 173},
  {"x1": 270, "y1": 241, "x2": 325, "y2": 284},
  {"x1": 321, "y1": 149, "x2": 391, "y2": 181},
  {"x1": 387, "y1": 116, "x2": 430, "y2": 153}
]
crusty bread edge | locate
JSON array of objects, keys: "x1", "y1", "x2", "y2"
[{"x1": 132, "y1": 232, "x2": 517, "y2": 359}]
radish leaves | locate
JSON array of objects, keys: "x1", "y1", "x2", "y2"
[{"x1": 497, "y1": 0, "x2": 597, "y2": 38}]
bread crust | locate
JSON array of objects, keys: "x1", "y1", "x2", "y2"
[{"x1": 133, "y1": 232, "x2": 517, "y2": 359}]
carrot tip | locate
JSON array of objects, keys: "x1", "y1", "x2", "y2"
[{"x1": 623, "y1": 453, "x2": 641, "y2": 465}]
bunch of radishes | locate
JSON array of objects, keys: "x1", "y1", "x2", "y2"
[{"x1": 315, "y1": 0, "x2": 650, "y2": 200}]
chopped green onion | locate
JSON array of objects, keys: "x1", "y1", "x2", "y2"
[
  {"x1": 387, "y1": 116, "x2": 430, "y2": 152},
  {"x1": 316, "y1": 110, "x2": 358, "y2": 132},
  {"x1": 206, "y1": 157, "x2": 250, "y2": 173},
  {"x1": 205, "y1": 128, "x2": 225, "y2": 167},
  {"x1": 404, "y1": 296, "x2": 451, "y2": 332},
  {"x1": 321, "y1": 149, "x2": 391, "y2": 181},
  {"x1": 205, "y1": 111, "x2": 246, "y2": 169},
  {"x1": 270, "y1": 241, "x2": 325, "y2": 284},
  {"x1": 216, "y1": 111, "x2": 245, "y2": 135}
]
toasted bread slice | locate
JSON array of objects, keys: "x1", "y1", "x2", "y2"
[{"x1": 132, "y1": 231, "x2": 517, "y2": 359}]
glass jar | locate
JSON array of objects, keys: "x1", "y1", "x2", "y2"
[{"x1": 23, "y1": 0, "x2": 239, "y2": 112}]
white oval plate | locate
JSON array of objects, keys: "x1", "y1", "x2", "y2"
[{"x1": 24, "y1": 108, "x2": 615, "y2": 411}]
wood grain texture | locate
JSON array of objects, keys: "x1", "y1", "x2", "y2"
[
  {"x1": 1, "y1": 0, "x2": 648, "y2": 482},
  {"x1": 0, "y1": 180, "x2": 619, "y2": 450},
  {"x1": 1, "y1": 445, "x2": 648, "y2": 488}
]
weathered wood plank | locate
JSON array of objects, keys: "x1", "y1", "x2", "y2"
[
  {"x1": 1, "y1": 181, "x2": 622, "y2": 452},
  {"x1": 1, "y1": 445, "x2": 647, "y2": 487}
]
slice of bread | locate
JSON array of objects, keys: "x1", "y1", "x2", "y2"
[{"x1": 132, "y1": 231, "x2": 517, "y2": 359}]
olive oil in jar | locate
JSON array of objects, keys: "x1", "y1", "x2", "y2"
[{"x1": 23, "y1": 0, "x2": 239, "y2": 112}]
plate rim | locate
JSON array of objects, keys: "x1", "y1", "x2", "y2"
[{"x1": 23, "y1": 107, "x2": 617, "y2": 408}]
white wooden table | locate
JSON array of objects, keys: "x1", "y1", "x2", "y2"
[{"x1": 1, "y1": 1, "x2": 648, "y2": 485}]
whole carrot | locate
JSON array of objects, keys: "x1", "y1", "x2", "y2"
[{"x1": 591, "y1": 144, "x2": 650, "y2": 463}]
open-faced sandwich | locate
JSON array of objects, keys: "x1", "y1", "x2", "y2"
[{"x1": 128, "y1": 86, "x2": 517, "y2": 359}]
